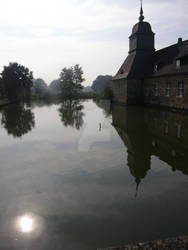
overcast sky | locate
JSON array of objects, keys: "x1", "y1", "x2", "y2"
[{"x1": 0, "y1": 0, "x2": 187, "y2": 86}]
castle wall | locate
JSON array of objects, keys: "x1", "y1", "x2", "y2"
[
  {"x1": 143, "y1": 74, "x2": 188, "y2": 109},
  {"x1": 127, "y1": 79, "x2": 142, "y2": 104},
  {"x1": 112, "y1": 78, "x2": 143, "y2": 105},
  {"x1": 112, "y1": 79, "x2": 127, "y2": 104}
]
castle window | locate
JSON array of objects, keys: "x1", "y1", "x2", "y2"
[
  {"x1": 166, "y1": 83, "x2": 171, "y2": 96},
  {"x1": 120, "y1": 69, "x2": 124, "y2": 74},
  {"x1": 154, "y1": 83, "x2": 159, "y2": 96},
  {"x1": 178, "y1": 82, "x2": 184, "y2": 97},
  {"x1": 176, "y1": 59, "x2": 181, "y2": 68},
  {"x1": 154, "y1": 64, "x2": 158, "y2": 72}
]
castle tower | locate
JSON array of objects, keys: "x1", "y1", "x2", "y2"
[
  {"x1": 129, "y1": 1, "x2": 155, "y2": 54},
  {"x1": 113, "y1": 1, "x2": 155, "y2": 104}
]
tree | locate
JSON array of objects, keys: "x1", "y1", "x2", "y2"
[
  {"x1": 33, "y1": 78, "x2": 47, "y2": 95},
  {"x1": 91, "y1": 75, "x2": 112, "y2": 93},
  {"x1": 59, "y1": 64, "x2": 84, "y2": 98},
  {"x1": 49, "y1": 79, "x2": 61, "y2": 94},
  {"x1": 0, "y1": 78, "x2": 4, "y2": 98},
  {"x1": 1, "y1": 62, "x2": 33, "y2": 100},
  {"x1": 100, "y1": 85, "x2": 113, "y2": 100}
]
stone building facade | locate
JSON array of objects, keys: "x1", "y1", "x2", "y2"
[{"x1": 112, "y1": 4, "x2": 188, "y2": 109}]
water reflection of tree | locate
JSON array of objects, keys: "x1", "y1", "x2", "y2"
[
  {"x1": 1, "y1": 103, "x2": 35, "y2": 138},
  {"x1": 58, "y1": 100, "x2": 84, "y2": 130},
  {"x1": 94, "y1": 99, "x2": 112, "y2": 118}
]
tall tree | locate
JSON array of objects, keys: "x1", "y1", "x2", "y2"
[
  {"x1": 33, "y1": 78, "x2": 47, "y2": 95},
  {"x1": 1, "y1": 62, "x2": 33, "y2": 100},
  {"x1": 59, "y1": 64, "x2": 84, "y2": 98},
  {"x1": 91, "y1": 75, "x2": 112, "y2": 93},
  {"x1": 49, "y1": 79, "x2": 61, "y2": 94}
]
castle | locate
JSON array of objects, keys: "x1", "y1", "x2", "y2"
[{"x1": 112, "y1": 3, "x2": 188, "y2": 110}]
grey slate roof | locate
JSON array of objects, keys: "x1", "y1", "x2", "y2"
[
  {"x1": 113, "y1": 53, "x2": 136, "y2": 80},
  {"x1": 150, "y1": 39, "x2": 188, "y2": 77},
  {"x1": 113, "y1": 51, "x2": 153, "y2": 80},
  {"x1": 113, "y1": 40, "x2": 188, "y2": 81},
  {"x1": 131, "y1": 21, "x2": 154, "y2": 36}
]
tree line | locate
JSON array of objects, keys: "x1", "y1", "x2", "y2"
[
  {"x1": 0, "y1": 61, "x2": 113, "y2": 102},
  {"x1": 0, "y1": 62, "x2": 85, "y2": 101}
]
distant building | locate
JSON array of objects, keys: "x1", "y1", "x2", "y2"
[{"x1": 112, "y1": 3, "x2": 188, "y2": 110}]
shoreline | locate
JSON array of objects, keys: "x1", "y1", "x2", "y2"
[
  {"x1": 97, "y1": 235, "x2": 188, "y2": 250},
  {"x1": 0, "y1": 100, "x2": 14, "y2": 108}
]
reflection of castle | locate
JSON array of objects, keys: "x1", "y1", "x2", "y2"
[{"x1": 112, "y1": 105, "x2": 188, "y2": 190}]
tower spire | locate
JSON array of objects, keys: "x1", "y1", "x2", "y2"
[
  {"x1": 135, "y1": 178, "x2": 141, "y2": 198},
  {"x1": 139, "y1": 0, "x2": 144, "y2": 22}
]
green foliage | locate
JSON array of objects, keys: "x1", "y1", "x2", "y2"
[
  {"x1": 91, "y1": 75, "x2": 112, "y2": 93},
  {"x1": 100, "y1": 85, "x2": 113, "y2": 100},
  {"x1": 0, "y1": 99, "x2": 11, "y2": 106},
  {"x1": 1, "y1": 62, "x2": 33, "y2": 100},
  {"x1": 33, "y1": 78, "x2": 47, "y2": 95},
  {"x1": 60, "y1": 64, "x2": 84, "y2": 99},
  {"x1": 0, "y1": 78, "x2": 5, "y2": 98},
  {"x1": 77, "y1": 91, "x2": 98, "y2": 99},
  {"x1": 49, "y1": 79, "x2": 61, "y2": 94}
]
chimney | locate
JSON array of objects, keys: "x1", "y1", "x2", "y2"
[{"x1": 178, "y1": 37, "x2": 183, "y2": 44}]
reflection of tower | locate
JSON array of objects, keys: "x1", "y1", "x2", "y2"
[
  {"x1": 112, "y1": 103, "x2": 188, "y2": 185},
  {"x1": 127, "y1": 133, "x2": 151, "y2": 196},
  {"x1": 112, "y1": 105, "x2": 151, "y2": 195}
]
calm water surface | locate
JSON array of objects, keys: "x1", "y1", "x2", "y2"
[{"x1": 0, "y1": 100, "x2": 188, "y2": 250}]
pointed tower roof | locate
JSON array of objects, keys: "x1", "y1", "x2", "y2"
[
  {"x1": 113, "y1": 0, "x2": 155, "y2": 80},
  {"x1": 130, "y1": 1, "x2": 154, "y2": 36}
]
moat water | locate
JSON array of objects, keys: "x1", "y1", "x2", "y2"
[{"x1": 0, "y1": 100, "x2": 188, "y2": 250}]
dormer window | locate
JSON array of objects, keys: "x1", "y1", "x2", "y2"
[
  {"x1": 154, "y1": 64, "x2": 158, "y2": 72},
  {"x1": 120, "y1": 69, "x2": 124, "y2": 74},
  {"x1": 176, "y1": 59, "x2": 181, "y2": 68}
]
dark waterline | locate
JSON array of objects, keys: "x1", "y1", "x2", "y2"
[{"x1": 0, "y1": 100, "x2": 187, "y2": 250}]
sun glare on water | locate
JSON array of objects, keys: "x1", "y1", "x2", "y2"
[
  {"x1": 15, "y1": 213, "x2": 44, "y2": 236},
  {"x1": 19, "y1": 216, "x2": 33, "y2": 233}
]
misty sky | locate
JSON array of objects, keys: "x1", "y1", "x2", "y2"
[{"x1": 0, "y1": 0, "x2": 187, "y2": 86}]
